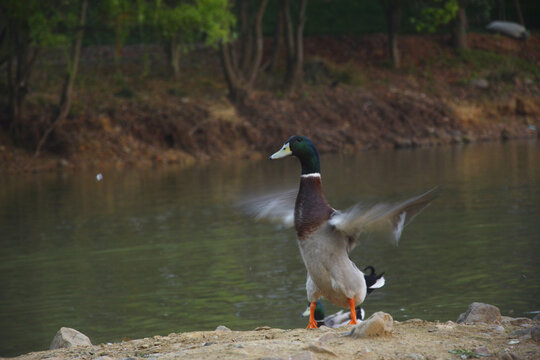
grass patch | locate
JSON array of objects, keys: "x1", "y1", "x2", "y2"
[{"x1": 458, "y1": 49, "x2": 540, "y2": 82}]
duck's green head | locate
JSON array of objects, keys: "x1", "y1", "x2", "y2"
[{"x1": 270, "y1": 135, "x2": 320, "y2": 175}]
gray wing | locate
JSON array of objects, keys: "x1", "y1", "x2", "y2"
[
  {"x1": 329, "y1": 187, "x2": 438, "y2": 246},
  {"x1": 238, "y1": 188, "x2": 296, "y2": 228}
]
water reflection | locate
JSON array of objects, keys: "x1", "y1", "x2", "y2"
[{"x1": 1, "y1": 141, "x2": 539, "y2": 356}]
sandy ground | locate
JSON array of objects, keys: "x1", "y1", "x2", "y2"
[{"x1": 9, "y1": 317, "x2": 539, "y2": 360}]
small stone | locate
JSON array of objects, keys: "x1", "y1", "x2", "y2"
[
  {"x1": 531, "y1": 326, "x2": 540, "y2": 342},
  {"x1": 435, "y1": 321, "x2": 456, "y2": 331},
  {"x1": 407, "y1": 353, "x2": 425, "y2": 360},
  {"x1": 355, "y1": 347, "x2": 376, "y2": 360},
  {"x1": 317, "y1": 333, "x2": 338, "y2": 343},
  {"x1": 456, "y1": 302, "x2": 501, "y2": 324},
  {"x1": 471, "y1": 78, "x2": 489, "y2": 89},
  {"x1": 289, "y1": 351, "x2": 317, "y2": 360},
  {"x1": 349, "y1": 312, "x2": 393, "y2": 338},
  {"x1": 140, "y1": 344, "x2": 149, "y2": 349},
  {"x1": 306, "y1": 343, "x2": 337, "y2": 356},
  {"x1": 50, "y1": 327, "x2": 92, "y2": 350},
  {"x1": 493, "y1": 325, "x2": 505, "y2": 333},
  {"x1": 254, "y1": 326, "x2": 271, "y2": 331},
  {"x1": 509, "y1": 317, "x2": 532, "y2": 326},
  {"x1": 473, "y1": 347, "x2": 491, "y2": 357},
  {"x1": 215, "y1": 325, "x2": 231, "y2": 332},
  {"x1": 533, "y1": 313, "x2": 540, "y2": 322},
  {"x1": 508, "y1": 339, "x2": 520, "y2": 345},
  {"x1": 510, "y1": 327, "x2": 531, "y2": 339},
  {"x1": 499, "y1": 352, "x2": 523, "y2": 360}
]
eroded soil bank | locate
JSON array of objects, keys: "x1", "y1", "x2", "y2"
[
  {"x1": 11, "y1": 317, "x2": 540, "y2": 360},
  {"x1": 1, "y1": 34, "x2": 539, "y2": 173}
]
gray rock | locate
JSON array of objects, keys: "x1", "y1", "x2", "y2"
[
  {"x1": 317, "y1": 333, "x2": 338, "y2": 343},
  {"x1": 407, "y1": 353, "x2": 425, "y2": 360},
  {"x1": 510, "y1": 327, "x2": 531, "y2": 339},
  {"x1": 471, "y1": 78, "x2": 489, "y2": 89},
  {"x1": 289, "y1": 351, "x2": 317, "y2": 360},
  {"x1": 509, "y1": 317, "x2": 532, "y2": 326},
  {"x1": 456, "y1": 302, "x2": 501, "y2": 324},
  {"x1": 531, "y1": 326, "x2": 540, "y2": 343},
  {"x1": 473, "y1": 346, "x2": 491, "y2": 357},
  {"x1": 215, "y1": 325, "x2": 231, "y2": 332},
  {"x1": 499, "y1": 352, "x2": 523, "y2": 360},
  {"x1": 349, "y1": 311, "x2": 393, "y2": 338},
  {"x1": 533, "y1": 313, "x2": 540, "y2": 322},
  {"x1": 50, "y1": 327, "x2": 92, "y2": 349},
  {"x1": 306, "y1": 343, "x2": 337, "y2": 356},
  {"x1": 486, "y1": 21, "x2": 529, "y2": 39}
]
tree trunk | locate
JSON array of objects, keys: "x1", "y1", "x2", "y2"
[
  {"x1": 261, "y1": 0, "x2": 284, "y2": 72},
  {"x1": 283, "y1": 0, "x2": 307, "y2": 93},
  {"x1": 382, "y1": 0, "x2": 402, "y2": 69},
  {"x1": 167, "y1": 35, "x2": 181, "y2": 78},
  {"x1": 513, "y1": 0, "x2": 525, "y2": 26},
  {"x1": 6, "y1": 26, "x2": 38, "y2": 139},
  {"x1": 35, "y1": 0, "x2": 88, "y2": 156},
  {"x1": 453, "y1": 2, "x2": 468, "y2": 50},
  {"x1": 219, "y1": 0, "x2": 269, "y2": 104},
  {"x1": 498, "y1": 0, "x2": 506, "y2": 20}
]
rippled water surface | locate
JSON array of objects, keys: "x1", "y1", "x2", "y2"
[{"x1": 1, "y1": 141, "x2": 539, "y2": 356}]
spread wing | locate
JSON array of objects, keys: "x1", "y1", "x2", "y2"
[
  {"x1": 238, "y1": 188, "x2": 297, "y2": 228},
  {"x1": 329, "y1": 187, "x2": 438, "y2": 246}
]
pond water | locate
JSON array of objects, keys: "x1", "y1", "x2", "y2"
[{"x1": 1, "y1": 141, "x2": 539, "y2": 356}]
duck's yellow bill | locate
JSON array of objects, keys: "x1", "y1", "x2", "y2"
[{"x1": 270, "y1": 142, "x2": 292, "y2": 159}]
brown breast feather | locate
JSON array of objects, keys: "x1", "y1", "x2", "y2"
[{"x1": 294, "y1": 175, "x2": 334, "y2": 240}]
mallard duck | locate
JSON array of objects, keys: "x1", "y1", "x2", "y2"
[
  {"x1": 302, "y1": 300, "x2": 365, "y2": 328},
  {"x1": 301, "y1": 265, "x2": 385, "y2": 328},
  {"x1": 246, "y1": 135, "x2": 436, "y2": 329},
  {"x1": 363, "y1": 266, "x2": 385, "y2": 295}
]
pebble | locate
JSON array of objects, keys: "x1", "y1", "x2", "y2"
[
  {"x1": 306, "y1": 343, "x2": 337, "y2": 356},
  {"x1": 215, "y1": 325, "x2": 231, "y2": 332},
  {"x1": 317, "y1": 333, "x2": 338, "y2": 343},
  {"x1": 474, "y1": 346, "x2": 491, "y2": 357},
  {"x1": 531, "y1": 326, "x2": 540, "y2": 342},
  {"x1": 254, "y1": 326, "x2": 271, "y2": 331},
  {"x1": 289, "y1": 351, "x2": 317, "y2": 360}
]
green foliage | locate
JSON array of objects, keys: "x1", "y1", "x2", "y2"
[
  {"x1": 152, "y1": 0, "x2": 234, "y2": 46},
  {"x1": 410, "y1": 0, "x2": 459, "y2": 33},
  {"x1": 102, "y1": 0, "x2": 138, "y2": 57},
  {"x1": 448, "y1": 348, "x2": 480, "y2": 358},
  {"x1": 1, "y1": 0, "x2": 82, "y2": 48}
]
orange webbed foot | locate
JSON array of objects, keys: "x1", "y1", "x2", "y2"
[
  {"x1": 306, "y1": 301, "x2": 319, "y2": 329},
  {"x1": 306, "y1": 318, "x2": 319, "y2": 329}
]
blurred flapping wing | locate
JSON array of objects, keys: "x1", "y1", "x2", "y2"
[
  {"x1": 329, "y1": 187, "x2": 438, "y2": 246},
  {"x1": 239, "y1": 189, "x2": 297, "y2": 228}
]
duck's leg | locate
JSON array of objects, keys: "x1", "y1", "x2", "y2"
[
  {"x1": 306, "y1": 302, "x2": 319, "y2": 329},
  {"x1": 348, "y1": 298, "x2": 358, "y2": 325}
]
